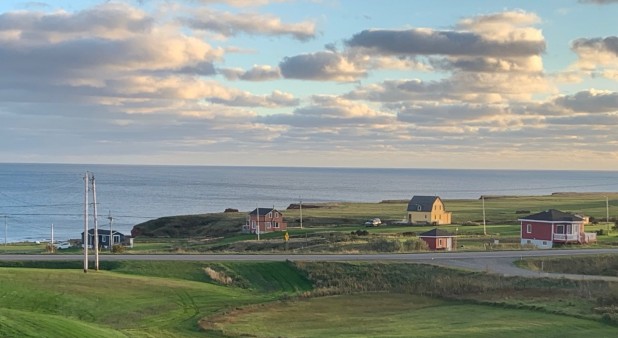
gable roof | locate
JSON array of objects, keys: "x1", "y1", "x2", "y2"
[
  {"x1": 407, "y1": 196, "x2": 440, "y2": 212},
  {"x1": 83, "y1": 229, "x2": 124, "y2": 236},
  {"x1": 249, "y1": 208, "x2": 278, "y2": 216},
  {"x1": 419, "y1": 228, "x2": 454, "y2": 237},
  {"x1": 519, "y1": 209, "x2": 583, "y2": 222}
]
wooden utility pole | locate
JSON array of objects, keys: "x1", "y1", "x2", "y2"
[
  {"x1": 482, "y1": 196, "x2": 487, "y2": 236},
  {"x1": 92, "y1": 174, "x2": 99, "y2": 271},
  {"x1": 108, "y1": 211, "x2": 114, "y2": 252},
  {"x1": 83, "y1": 172, "x2": 89, "y2": 273},
  {"x1": 256, "y1": 207, "x2": 260, "y2": 241},
  {"x1": 299, "y1": 197, "x2": 303, "y2": 229}
]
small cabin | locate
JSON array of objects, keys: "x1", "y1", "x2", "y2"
[
  {"x1": 419, "y1": 228, "x2": 455, "y2": 251},
  {"x1": 81, "y1": 229, "x2": 126, "y2": 248}
]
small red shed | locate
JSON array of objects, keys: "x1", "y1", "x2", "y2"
[{"x1": 419, "y1": 228, "x2": 455, "y2": 251}]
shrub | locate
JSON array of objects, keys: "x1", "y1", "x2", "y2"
[
  {"x1": 402, "y1": 239, "x2": 429, "y2": 251},
  {"x1": 367, "y1": 238, "x2": 402, "y2": 252},
  {"x1": 351, "y1": 230, "x2": 369, "y2": 236},
  {"x1": 112, "y1": 244, "x2": 125, "y2": 253}
]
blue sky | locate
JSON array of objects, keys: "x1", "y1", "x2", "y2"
[{"x1": 0, "y1": 0, "x2": 617, "y2": 169}]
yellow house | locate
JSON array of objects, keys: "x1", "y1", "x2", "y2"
[{"x1": 407, "y1": 196, "x2": 452, "y2": 225}]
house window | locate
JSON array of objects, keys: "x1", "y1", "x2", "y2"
[
  {"x1": 526, "y1": 224, "x2": 532, "y2": 233},
  {"x1": 438, "y1": 238, "x2": 444, "y2": 246},
  {"x1": 417, "y1": 206, "x2": 421, "y2": 211},
  {"x1": 274, "y1": 222, "x2": 279, "y2": 228},
  {"x1": 556, "y1": 224, "x2": 564, "y2": 234},
  {"x1": 266, "y1": 222, "x2": 271, "y2": 229}
]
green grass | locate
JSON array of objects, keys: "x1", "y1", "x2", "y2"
[
  {"x1": 0, "y1": 260, "x2": 314, "y2": 337},
  {"x1": 516, "y1": 254, "x2": 618, "y2": 276},
  {"x1": 207, "y1": 293, "x2": 618, "y2": 338},
  {"x1": 0, "y1": 308, "x2": 127, "y2": 338},
  {"x1": 2, "y1": 259, "x2": 618, "y2": 337}
]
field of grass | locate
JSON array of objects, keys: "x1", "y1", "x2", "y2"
[
  {"x1": 1, "y1": 259, "x2": 618, "y2": 337},
  {"x1": 516, "y1": 254, "x2": 618, "y2": 276},
  {"x1": 205, "y1": 293, "x2": 618, "y2": 338},
  {"x1": 0, "y1": 261, "x2": 314, "y2": 337}
]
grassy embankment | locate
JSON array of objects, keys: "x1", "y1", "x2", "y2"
[
  {"x1": 1, "y1": 259, "x2": 618, "y2": 337},
  {"x1": 516, "y1": 254, "x2": 618, "y2": 277}
]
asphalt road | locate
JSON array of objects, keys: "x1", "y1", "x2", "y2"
[{"x1": 2, "y1": 249, "x2": 618, "y2": 281}]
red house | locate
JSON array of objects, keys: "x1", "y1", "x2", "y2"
[
  {"x1": 419, "y1": 228, "x2": 455, "y2": 251},
  {"x1": 244, "y1": 208, "x2": 287, "y2": 234},
  {"x1": 518, "y1": 209, "x2": 596, "y2": 249}
]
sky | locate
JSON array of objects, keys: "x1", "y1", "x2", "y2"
[{"x1": 0, "y1": 0, "x2": 617, "y2": 170}]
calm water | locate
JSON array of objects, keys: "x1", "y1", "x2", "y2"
[{"x1": 1, "y1": 163, "x2": 617, "y2": 242}]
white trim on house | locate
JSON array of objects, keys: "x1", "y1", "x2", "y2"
[{"x1": 521, "y1": 238, "x2": 553, "y2": 249}]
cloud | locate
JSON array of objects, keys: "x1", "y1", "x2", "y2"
[
  {"x1": 554, "y1": 90, "x2": 618, "y2": 113},
  {"x1": 571, "y1": 36, "x2": 618, "y2": 79},
  {"x1": 0, "y1": 3, "x2": 154, "y2": 42},
  {"x1": 346, "y1": 28, "x2": 545, "y2": 58},
  {"x1": 180, "y1": 8, "x2": 316, "y2": 41},
  {"x1": 209, "y1": 90, "x2": 299, "y2": 107},
  {"x1": 578, "y1": 0, "x2": 618, "y2": 4},
  {"x1": 219, "y1": 65, "x2": 281, "y2": 81},
  {"x1": 260, "y1": 96, "x2": 394, "y2": 127},
  {"x1": 279, "y1": 51, "x2": 366, "y2": 81},
  {"x1": 396, "y1": 103, "x2": 509, "y2": 125}
]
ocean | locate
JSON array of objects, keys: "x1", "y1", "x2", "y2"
[{"x1": 1, "y1": 163, "x2": 617, "y2": 243}]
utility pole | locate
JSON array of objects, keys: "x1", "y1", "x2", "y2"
[
  {"x1": 91, "y1": 174, "x2": 99, "y2": 271},
  {"x1": 4, "y1": 215, "x2": 7, "y2": 246},
  {"x1": 83, "y1": 172, "x2": 89, "y2": 273},
  {"x1": 108, "y1": 210, "x2": 114, "y2": 252},
  {"x1": 298, "y1": 197, "x2": 303, "y2": 229},
  {"x1": 256, "y1": 207, "x2": 260, "y2": 241},
  {"x1": 606, "y1": 196, "x2": 610, "y2": 233},
  {"x1": 482, "y1": 196, "x2": 487, "y2": 236},
  {"x1": 51, "y1": 223, "x2": 54, "y2": 253}
]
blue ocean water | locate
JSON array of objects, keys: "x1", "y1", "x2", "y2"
[{"x1": 1, "y1": 163, "x2": 617, "y2": 242}]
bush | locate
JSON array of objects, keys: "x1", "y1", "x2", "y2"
[
  {"x1": 351, "y1": 230, "x2": 369, "y2": 236},
  {"x1": 367, "y1": 238, "x2": 402, "y2": 252},
  {"x1": 402, "y1": 232, "x2": 416, "y2": 237},
  {"x1": 402, "y1": 239, "x2": 428, "y2": 251},
  {"x1": 112, "y1": 244, "x2": 125, "y2": 253}
]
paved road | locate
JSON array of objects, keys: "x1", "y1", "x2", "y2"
[{"x1": 2, "y1": 249, "x2": 618, "y2": 281}]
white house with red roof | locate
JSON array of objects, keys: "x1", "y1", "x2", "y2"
[{"x1": 518, "y1": 209, "x2": 596, "y2": 249}]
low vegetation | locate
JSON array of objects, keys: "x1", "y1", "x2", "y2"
[
  {"x1": 1, "y1": 259, "x2": 618, "y2": 337},
  {"x1": 516, "y1": 254, "x2": 618, "y2": 277}
]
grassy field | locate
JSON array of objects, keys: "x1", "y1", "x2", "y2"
[
  {"x1": 206, "y1": 293, "x2": 618, "y2": 338},
  {"x1": 0, "y1": 261, "x2": 312, "y2": 337},
  {"x1": 1, "y1": 260, "x2": 618, "y2": 337},
  {"x1": 516, "y1": 254, "x2": 618, "y2": 276}
]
